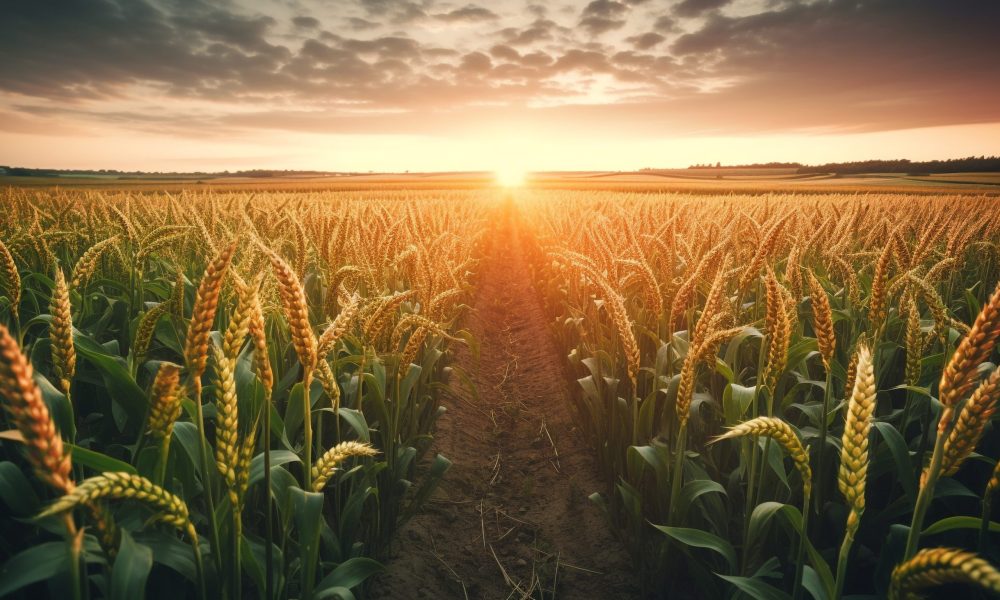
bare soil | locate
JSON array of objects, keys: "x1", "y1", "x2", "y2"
[{"x1": 370, "y1": 204, "x2": 639, "y2": 599}]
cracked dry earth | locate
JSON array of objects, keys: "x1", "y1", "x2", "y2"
[{"x1": 371, "y1": 207, "x2": 639, "y2": 599}]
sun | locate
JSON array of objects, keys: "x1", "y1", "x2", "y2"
[{"x1": 493, "y1": 167, "x2": 527, "y2": 187}]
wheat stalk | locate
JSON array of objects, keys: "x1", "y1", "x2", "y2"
[
  {"x1": 762, "y1": 269, "x2": 791, "y2": 393},
  {"x1": 806, "y1": 270, "x2": 835, "y2": 370},
  {"x1": 132, "y1": 302, "x2": 169, "y2": 369},
  {"x1": 937, "y1": 367, "x2": 1000, "y2": 478},
  {"x1": 49, "y1": 267, "x2": 76, "y2": 397},
  {"x1": 835, "y1": 345, "x2": 875, "y2": 600},
  {"x1": 70, "y1": 236, "x2": 119, "y2": 289},
  {"x1": 317, "y1": 294, "x2": 360, "y2": 358},
  {"x1": 0, "y1": 324, "x2": 74, "y2": 493},
  {"x1": 212, "y1": 345, "x2": 240, "y2": 493},
  {"x1": 361, "y1": 290, "x2": 417, "y2": 348},
  {"x1": 183, "y1": 242, "x2": 237, "y2": 385},
  {"x1": 890, "y1": 548, "x2": 1000, "y2": 600},
  {"x1": 938, "y1": 281, "x2": 1000, "y2": 412},
  {"x1": 146, "y1": 362, "x2": 183, "y2": 440},
  {"x1": 839, "y1": 345, "x2": 875, "y2": 513},
  {"x1": 904, "y1": 297, "x2": 923, "y2": 385},
  {"x1": 246, "y1": 285, "x2": 273, "y2": 397},
  {"x1": 311, "y1": 441, "x2": 378, "y2": 492},
  {"x1": 715, "y1": 416, "x2": 812, "y2": 496},
  {"x1": 264, "y1": 248, "x2": 317, "y2": 372},
  {"x1": 0, "y1": 238, "x2": 21, "y2": 322}
]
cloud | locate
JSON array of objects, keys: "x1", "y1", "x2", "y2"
[
  {"x1": 579, "y1": 0, "x2": 631, "y2": 35},
  {"x1": 0, "y1": 0, "x2": 997, "y2": 147},
  {"x1": 499, "y1": 18, "x2": 564, "y2": 46},
  {"x1": 358, "y1": 0, "x2": 427, "y2": 23},
  {"x1": 673, "y1": 0, "x2": 732, "y2": 18},
  {"x1": 345, "y1": 17, "x2": 380, "y2": 30},
  {"x1": 435, "y1": 5, "x2": 499, "y2": 23},
  {"x1": 581, "y1": 0, "x2": 628, "y2": 19},
  {"x1": 292, "y1": 16, "x2": 320, "y2": 29},
  {"x1": 626, "y1": 32, "x2": 665, "y2": 50}
]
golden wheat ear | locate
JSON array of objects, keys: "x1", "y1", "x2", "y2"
[
  {"x1": 263, "y1": 247, "x2": 317, "y2": 372},
  {"x1": 49, "y1": 266, "x2": 76, "y2": 398},
  {"x1": 183, "y1": 241, "x2": 237, "y2": 384},
  {"x1": 806, "y1": 270, "x2": 835, "y2": 370},
  {"x1": 0, "y1": 324, "x2": 74, "y2": 494},
  {"x1": 311, "y1": 441, "x2": 379, "y2": 492},
  {"x1": 37, "y1": 472, "x2": 192, "y2": 533},
  {"x1": 890, "y1": 547, "x2": 1000, "y2": 600},
  {"x1": 146, "y1": 362, "x2": 183, "y2": 439},
  {"x1": 714, "y1": 416, "x2": 812, "y2": 497},
  {"x1": 838, "y1": 345, "x2": 875, "y2": 534}
]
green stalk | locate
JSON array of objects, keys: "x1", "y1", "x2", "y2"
[
  {"x1": 834, "y1": 511, "x2": 859, "y2": 599},
  {"x1": 191, "y1": 378, "x2": 224, "y2": 577},
  {"x1": 302, "y1": 369, "x2": 314, "y2": 490},
  {"x1": 232, "y1": 496, "x2": 242, "y2": 600},
  {"x1": 904, "y1": 426, "x2": 947, "y2": 559},
  {"x1": 792, "y1": 490, "x2": 811, "y2": 600},
  {"x1": 979, "y1": 493, "x2": 994, "y2": 551},
  {"x1": 154, "y1": 434, "x2": 172, "y2": 487},
  {"x1": 263, "y1": 390, "x2": 273, "y2": 600},
  {"x1": 814, "y1": 367, "x2": 833, "y2": 515},
  {"x1": 188, "y1": 524, "x2": 207, "y2": 600},
  {"x1": 742, "y1": 345, "x2": 768, "y2": 568},
  {"x1": 65, "y1": 516, "x2": 83, "y2": 600},
  {"x1": 667, "y1": 423, "x2": 687, "y2": 524}
]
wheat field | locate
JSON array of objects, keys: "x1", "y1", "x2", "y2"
[{"x1": 1, "y1": 185, "x2": 1000, "y2": 599}]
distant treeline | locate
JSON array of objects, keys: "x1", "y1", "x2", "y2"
[
  {"x1": 0, "y1": 166, "x2": 348, "y2": 178},
  {"x1": 673, "y1": 156, "x2": 1000, "y2": 174},
  {"x1": 795, "y1": 156, "x2": 1000, "y2": 175},
  {"x1": 681, "y1": 162, "x2": 804, "y2": 169}
]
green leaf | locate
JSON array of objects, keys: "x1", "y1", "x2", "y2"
[
  {"x1": 801, "y1": 566, "x2": 829, "y2": 600},
  {"x1": 140, "y1": 531, "x2": 197, "y2": 583},
  {"x1": 314, "y1": 557, "x2": 383, "y2": 595},
  {"x1": 400, "y1": 454, "x2": 451, "y2": 526},
  {"x1": 112, "y1": 530, "x2": 153, "y2": 600},
  {"x1": 747, "y1": 502, "x2": 834, "y2": 597},
  {"x1": 678, "y1": 479, "x2": 727, "y2": 523},
  {"x1": 724, "y1": 383, "x2": 757, "y2": 426},
  {"x1": 291, "y1": 486, "x2": 326, "y2": 599},
  {"x1": 0, "y1": 541, "x2": 69, "y2": 597},
  {"x1": 653, "y1": 525, "x2": 737, "y2": 573},
  {"x1": 873, "y1": 422, "x2": 916, "y2": 504},
  {"x1": 74, "y1": 332, "x2": 147, "y2": 434},
  {"x1": 248, "y1": 450, "x2": 301, "y2": 487},
  {"x1": 68, "y1": 444, "x2": 138, "y2": 475},
  {"x1": 0, "y1": 461, "x2": 41, "y2": 516},
  {"x1": 717, "y1": 574, "x2": 791, "y2": 600},
  {"x1": 314, "y1": 587, "x2": 356, "y2": 600},
  {"x1": 923, "y1": 516, "x2": 1000, "y2": 535}
]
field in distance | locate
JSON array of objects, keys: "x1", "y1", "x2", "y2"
[{"x1": 4, "y1": 167, "x2": 1000, "y2": 194}]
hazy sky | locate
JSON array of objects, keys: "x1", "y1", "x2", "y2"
[{"x1": 2, "y1": 0, "x2": 998, "y2": 172}]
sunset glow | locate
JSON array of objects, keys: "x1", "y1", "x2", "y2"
[{"x1": 1, "y1": 1, "x2": 997, "y2": 172}]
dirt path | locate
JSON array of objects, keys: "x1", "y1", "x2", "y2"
[{"x1": 371, "y1": 204, "x2": 639, "y2": 599}]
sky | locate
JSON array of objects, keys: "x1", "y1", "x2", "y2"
[{"x1": 1, "y1": 0, "x2": 999, "y2": 172}]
